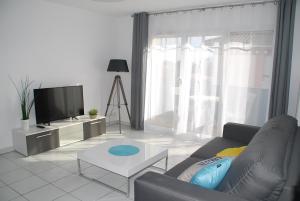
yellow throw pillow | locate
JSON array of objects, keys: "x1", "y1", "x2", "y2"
[{"x1": 216, "y1": 146, "x2": 247, "y2": 157}]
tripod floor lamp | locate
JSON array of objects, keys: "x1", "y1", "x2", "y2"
[{"x1": 105, "y1": 59, "x2": 131, "y2": 134}]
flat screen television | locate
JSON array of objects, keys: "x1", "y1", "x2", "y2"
[{"x1": 34, "y1": 86, "x2": 84, "y2": 124}]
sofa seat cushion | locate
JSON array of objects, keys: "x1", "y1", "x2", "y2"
[
  {"x1": 191, "y1": 137, "x2": 245, "y2": 159},
  {"x1": 166, "y1": 157, "x2": 205, "y2": 178},
  {"x1": 218, "y1": 115, "x2": 297, "y2": 201}
]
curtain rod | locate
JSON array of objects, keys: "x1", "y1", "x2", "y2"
[{"x1": 147, "y1": 0, "x2": 278, "y2": 16}]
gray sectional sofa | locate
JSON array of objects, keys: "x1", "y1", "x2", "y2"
[{"x1": 134, "y1": 115, "x2": 300, "y2": 201}]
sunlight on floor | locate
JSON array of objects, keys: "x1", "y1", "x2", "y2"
[{"x1": 0, "y1": 125, "x2": 211, "y2": 201}]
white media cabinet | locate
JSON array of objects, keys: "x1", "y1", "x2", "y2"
[{"x1": 12, "y1": 115, "x2": 106, "y2": 156}]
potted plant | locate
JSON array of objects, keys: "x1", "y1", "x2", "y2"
[
  {"x1": 89, "y1": 108, "x2": 98, "y2": 119},
  {"x1": 10, "y1": 76, "x2": 40, "y2": 130}
]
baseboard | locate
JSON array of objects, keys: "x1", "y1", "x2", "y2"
[
  {"x1": 0, "y1": 146, "x2": 14, "y2": 155},
  {"x1": 144, "y1": 124, "x2": 173, "y2": 134}
]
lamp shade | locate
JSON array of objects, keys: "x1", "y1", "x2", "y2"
[{"x1": 107, "y1": 59, "x2": 129, "y2": 72}]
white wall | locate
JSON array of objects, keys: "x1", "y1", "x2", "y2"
[
  {"x1": 288, "y1": 0, "x2": 300, "y2": 123},
  {"x1": 103, "y1": 16, "x2": 133, "y2": 125},
  {"x1": 0, "y1": 0, "x2": 116, "y2": 151}
]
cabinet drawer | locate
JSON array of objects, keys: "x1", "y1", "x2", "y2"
[
  {"x1": 83, "y1": 119, "x2": 106, "y2": 140},
  {"x1": 26, "y1": 130, "x2": 59, "y2": 155},
  {"x1": 60, "y1": 124, "x2": 83, "y2": 134},
  {"x1": 59, "y1": 124, "x2": 83, "y2": 146}
]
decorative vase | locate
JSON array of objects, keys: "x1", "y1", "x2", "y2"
[
  {"x1": 89, "y1": 114, "x2": 97, "y2": 119},
  {"x1": 21, "y1": 119, "x2": 30, "y2": 131}
]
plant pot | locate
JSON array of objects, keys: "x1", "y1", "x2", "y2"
[
  {"x1": 89, "y1": 114, "x2": 97, "y2": 119},
  {"x1": 21, "y1": 119, "x2": 30, "y2": 131}
]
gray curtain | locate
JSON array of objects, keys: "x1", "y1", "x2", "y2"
[
  {"x1": 269, "y1": 0, "x2": 296, "y2": 118},
  {"x1": 130, "y1": 12, "x2": 149, "y2": 129}
]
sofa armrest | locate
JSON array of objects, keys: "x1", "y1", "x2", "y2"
[
  {"x1": 222, "y1": 123, "x2": 260, "y2": 145},
  {"x1": 134, "y1": 172, "x2": 248, "y2": 201}
]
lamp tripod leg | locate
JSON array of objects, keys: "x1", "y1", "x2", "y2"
[
  {"x1": 105, "y1": 75, "x2": 130, "y2": 134},
  {"x1": 116, "y1": 78, "x2": 122, "y2": 134},
  {"x1": 119, "y1": 77, "x2": 131, "y2": 122},
  {"x1": 105, "y1": 77, "x2": 117, "y2": 116}
]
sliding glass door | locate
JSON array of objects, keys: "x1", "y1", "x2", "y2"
[{"x1": 145, "y1": 3, "x2": 277, "y2": 138}]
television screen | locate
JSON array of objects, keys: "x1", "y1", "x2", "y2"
[{"x1": 34, "y1": 86, "x2": 84, "y2": 124}]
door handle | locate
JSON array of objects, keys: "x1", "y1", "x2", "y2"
[
  {"x1": 36, "y1": 133, "x2": 52, "y2": 139},
  {"x1": 90, "y1": 121, "x2": 101, "y2": 125}
]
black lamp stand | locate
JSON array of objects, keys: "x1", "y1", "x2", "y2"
[{"x1": 105, "y1": 75, "x2": 131, "y2": 133}]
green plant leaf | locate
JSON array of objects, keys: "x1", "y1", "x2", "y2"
[
  {"x1": 89, "y1": 108, "x2": 98, "y2": 115},
  {"x1": 10, "y1": 76, "x2": 41, "y2": 120}
]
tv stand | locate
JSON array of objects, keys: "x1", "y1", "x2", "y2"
[{"x1": 12, "y1": 115, "x2": 106, "y2": 156}]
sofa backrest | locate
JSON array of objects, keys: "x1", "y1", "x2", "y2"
[
  {"x1": 278, "y1": 128, "x2": 300, "y2": 201},
  {"x1": 217, "y1": 115, "x2": 298, "y2": 201}
]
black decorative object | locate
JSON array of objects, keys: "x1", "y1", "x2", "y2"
[{"x1": 105, "y1": 59, "x2": 131, "y2": 133}]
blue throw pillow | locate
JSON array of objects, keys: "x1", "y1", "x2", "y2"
[{"x1": 190, "y1": 157, "x2": 233, "y2": 189}]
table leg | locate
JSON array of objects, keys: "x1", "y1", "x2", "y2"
[
  {"x1": 77, "y1": 159, "x2": 82, "y2": 175},
  {"x1": 127, "y1": 177, "x2": 130, "y2": 197},
  {"x1": 165, "y1": 156, "x2": 168, "y2": 171}
]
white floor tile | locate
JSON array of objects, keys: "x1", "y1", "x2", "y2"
[
  {"x1": 0, "y1": 168, "x2": 33, "y2": 184},
  {"x1": 32, "y1": 152, "x2": 74, "y2": 165},
  {"x1": 10, "y1": 196, "x2": 28, "y2": 201},
  {"x1": 97, "y1": 172, "x2": 127, "y2": 188},
  {"x1": 24, "y1": 184, "x2": 65, "y2": 201},
  {"x1": 0, "y1": 186, "x2": 19, "y2": 201},
  {"x1": 82, "y1": 166, "x2": 109, "y2": 179},
  {"x1": 12, "y1": 157, "x2": 39, "y2": 167},
  {"x1": 23, "y1": 160, "x2": 56, "y2": 174},
  {"x1": 52, "y1": 158, "x2": 76, "y2": 166},
  {"x1": 54, "y1": 194, "x2": 80, "y2": 201},
  {"x1": 0, "y1": 158, "x2": 19, "y2": 174},
  {"x1": 51, "y1": 147, "x2": 78, "y2": 159},
  {"x1": 53, "y1": 175, "x2": 89, "y2": 192},
  {"x1": 59, "y1": 160, "x2": 92, "y2": 173},
  {"x1": 9, "y1": 175, "x2": 47, "y2": 194},
  {"x1": 98, "y1": 191, "x2": 132, "y2": 201},
  {"x1": 0, "y1": 180, "x2": 6, "y2": 187},
  {"x1": 1, "y1": 152, "x2": 24, "y2": 160},
  {"x1": 37, "y1": 167, "x2": 71, "y2": 183},
  {"x1": 71, "y1": 181, "x2": 112, "y2": 201}
]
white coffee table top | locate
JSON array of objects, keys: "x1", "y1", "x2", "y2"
[{"x1": 77, "y1": 139, "x2": 168, "y2": 177}]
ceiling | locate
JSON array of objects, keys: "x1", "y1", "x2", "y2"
[{"x1": 45, "y1": 0, "x2": 250, "y2": 16}]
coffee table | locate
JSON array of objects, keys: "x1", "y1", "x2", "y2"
[{"x1": 77, "y1": 139, "x2": 168, "y2": 196}]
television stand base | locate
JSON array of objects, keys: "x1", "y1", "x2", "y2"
[{"x1": 12, "y1": 115, "x2": 106, "y2": 156}]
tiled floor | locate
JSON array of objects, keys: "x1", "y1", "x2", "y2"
[{"x1": 0, "y1": 126, "x2": 210, "y2": 201}]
